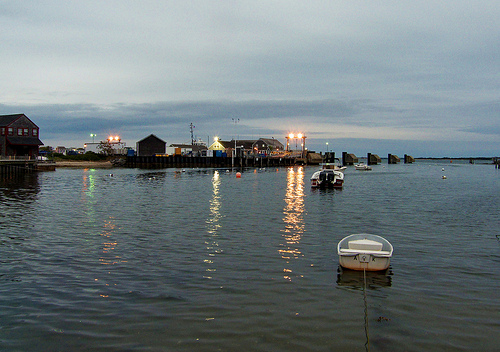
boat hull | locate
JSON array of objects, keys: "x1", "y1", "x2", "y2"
[
  {"x1": 311, "y1": 179, "x2": 344, "y2": 189},
  {"x1": 337, "y1": 234, "x2": 393, "y2": 271},
  {"x1": 338, "y1": 254, "x2": 391, "y2": 271}
]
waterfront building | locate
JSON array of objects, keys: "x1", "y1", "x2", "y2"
[
  {"x1": 136, "y1": 134, "x2": 166, "y2": 156},
  {"x1": 168, "y1": 143, "x2": 208, "y2": 157},
  {"x1": 208, "y1": 137, "x2": 285, "y2": 157},
  {"x1": 252, "y1": 138, "x2": 284, "y2": 156},
  {"x1": 0, "y1": 114, "x2": 43, "y2": 159}
]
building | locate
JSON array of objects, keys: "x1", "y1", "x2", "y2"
[
  {"x1": 136, "y1": 134, "x2": 166, "y2": 156},
  {"x1": 208, "y1": 138, "x2": 285, "y2": 157},
  {"x1": 0, "y1": 114, "x2": 43, "y2": 158},
  {"x1": 167, "y1": 143, "x2": 208, "y2": 156},
  {"x1": 252, "y1": 138, "x2": 284, "y2": 155}
]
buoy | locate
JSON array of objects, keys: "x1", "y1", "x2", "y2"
[{"x1": 236, "y1": 172, "x2": 242, "y2": 178}]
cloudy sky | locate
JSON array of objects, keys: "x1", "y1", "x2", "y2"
[{"x1": 1, "y1": 1, "x2": 499, "y2": 157}]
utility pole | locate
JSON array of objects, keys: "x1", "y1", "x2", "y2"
[
  {"x1": 190, "y1": 123, "x2": 195, "y2": 145},
  {"x1": 232, "y1": 118, "x2": 240, "y2": 168}
]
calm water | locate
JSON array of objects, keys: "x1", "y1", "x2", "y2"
[{"x1": 1, "y1": 161, "x2": 499, "y2": 351}]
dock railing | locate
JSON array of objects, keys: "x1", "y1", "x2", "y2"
[{"x1": 0, "y1": 155, "x2": 37, "y2": 161}]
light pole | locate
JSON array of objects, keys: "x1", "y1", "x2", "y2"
[
  {"x1": 326, "y1": 142, "x2": 329, "y2": 152},
  {"x1": 90, "y1": 133, "x2": 96, "y2": 143},
  {"x1": 232, "y1": 118, "x2": 240, "y2": 168}
]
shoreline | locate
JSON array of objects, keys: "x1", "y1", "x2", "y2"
[{"x1": 55, "y1": 160, "x2": 113, "y2": 168}]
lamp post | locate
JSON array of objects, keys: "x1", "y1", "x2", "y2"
[
  {"x1": 232, "y1": 118, "x2": 240, "y2": 168},
  {"x1": 326, "y1": 142, "x2": 329, "y2": 152},
  {"x1": 90, "y1": 133, "x2": 96, "y2": 143}
]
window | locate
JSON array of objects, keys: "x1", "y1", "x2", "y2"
[
  {"x1": 23, "y1": 128, "x2": 29, "y2": 136},
  {"x1": 8, "y1": 127, "x2": 13, "y2": 135},
  {"x1": 18, "y1": 128, "x2": 23, "y2": 136},
  {"x1": 32, "y1": 129, "x2": 38, "y2": 137}
]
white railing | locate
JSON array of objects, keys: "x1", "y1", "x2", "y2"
[{"x1": 0, "y1": 156, "x2": 50, "y2": 161}]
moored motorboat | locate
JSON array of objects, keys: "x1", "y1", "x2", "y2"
[
  {"x1": 354, "y1": 162, "x2": 372, "y2": 170},
  {"x1": 337, "y1": 234, "x2": 393, "y2": 271},
  {"x1": 310, "y1": 163, "x2": 346, "y2": 189}
]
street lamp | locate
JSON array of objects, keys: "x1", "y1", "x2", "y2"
[
  {"x1": 232, "y1": 118, "x2": 240, "y2": 168},
  {"x1": 285, "y1": 132, "x2": 307, "y2": 157},
  {"x1": 90, "y1": 133, "x2": 96, "y2": 143},
  {"x1": 326, "y1": 142, "x2": 329, "y2": 152}
]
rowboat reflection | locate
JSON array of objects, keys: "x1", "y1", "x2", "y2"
[{"x1": 336, "y1": 266, "x2": 393, "y2": 289}]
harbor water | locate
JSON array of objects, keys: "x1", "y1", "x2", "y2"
[{"x1": 1, "y1": 161, "x2": 499, "y2": 351}]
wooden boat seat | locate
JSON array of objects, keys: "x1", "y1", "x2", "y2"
[
  {"x1": 339, "y1": 248, "x2": 392, "y2": 256},
  {"x1": 348, "y1": 239, "x2": 383, "y2": 251}
]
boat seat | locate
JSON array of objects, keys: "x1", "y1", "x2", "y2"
[
  {"x1": 339, "y1": 248, "x2": 392, "y2": 256},
  {"x1": 348, "y1": 239, "x2": 383, "y2": 251}
]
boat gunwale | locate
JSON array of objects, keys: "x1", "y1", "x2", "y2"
[{"x1": 337, "y1": 234, "x2": 393, "y2": 256}]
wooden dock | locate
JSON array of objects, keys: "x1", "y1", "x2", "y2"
[
  {"x1": 0, "y1": 158, "x2": 38, "y2": 176},
  {"x1": 125, "y1": 155, "x2": 298, "y2": 168}
]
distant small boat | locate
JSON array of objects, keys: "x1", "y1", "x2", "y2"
[
  {"x1": 354, "y1": 162, "x2": 372, "y2": 170},
  {"x1": 337, "y1": 234, "x2": 393, "y2": 271},
  {"x1": 310, "y1": 163, "x2": 346, "y2": 189}
]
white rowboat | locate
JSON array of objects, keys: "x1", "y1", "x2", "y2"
[{"x1": 337, "y1": 234, "x2": 393, "y2": 271}]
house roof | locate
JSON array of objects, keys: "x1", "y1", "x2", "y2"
[
  {"x1": 217, "y1": 140, "x2": 234, "y2": 148},
  {"x1": 0, "y1": 114, "x2": 33, "y2": 126},
  {"x1": 258, "y1": 138, "x2": 284, "y2": 148},
  {"x1": 7, "y1": 136, "x2": 44, "y2": 146},
  {"x1": 230, "y1": 140, "x2": 256, "y2": 149},
  {"x1": 169, "y1": 144, "x2": 208, "y2": 152},
  {"x1": 137, "y1": 134, "x2": 166, "y2": 144}
]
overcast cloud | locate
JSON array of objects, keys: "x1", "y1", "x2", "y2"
[{"x1": 1, "y1": 1, "x2": 499, "y2": 157}]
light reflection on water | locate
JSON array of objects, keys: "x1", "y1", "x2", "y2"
[
  {"x1": 280, "y1": 166, "x2": 305, "y2": 281},
  {"x1": 204, "y1": 170, "x2": 222, "y2": 279}
]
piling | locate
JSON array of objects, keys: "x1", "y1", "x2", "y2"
[
  {"x1": 388, "y1": 154, "x2": 401, "y2": 164},
  {"x1": 404, "y1": 154, "x2": 415, "y2": 163},
  {"x1": 342, "y1": 152, "x2": 358, "y2": 166},
  {"x1": 324, "y1": 152, "x2": 335, "y2": 163},
  {"x1": 367, "y1": 153, "x2": 381, "y2": 165}
]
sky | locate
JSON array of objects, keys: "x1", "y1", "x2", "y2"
[{"x1": 1, "y1": 1, "x2": 499, "y2": 157}]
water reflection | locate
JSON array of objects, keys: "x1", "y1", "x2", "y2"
[
  {"x1": 280, "y1": 166, "x2": 305, "y2": 281},
  {"x1": 82, "y1": 170, "x2": 96, "y2": 198},
  {"x1": 336, "y1": 267, "x2": 393, "y2": 290},
  {"x1": 99, "y1": 216, "x2": 123, "y2": 266},
  {"x1": 204, "y1": 171, "x2": 223, "y2": 279},
  {"x1": 0, "y1": 173, "x2": 40, "y2": 202}
]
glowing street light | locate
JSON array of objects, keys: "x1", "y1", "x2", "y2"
[
  {"x1": 285, "y1": 132, "x2": 307, "y2": 157},
  {"x1": 90, "y1": 133, "x2": 96, "y2": 143}
]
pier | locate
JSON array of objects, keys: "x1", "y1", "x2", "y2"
[
  {"x1": 0, "y1": 158, "x2": 38, "y2": 176},
  {"x1": 125, "y1": 155, "x2": 298, "y2": 169}
]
